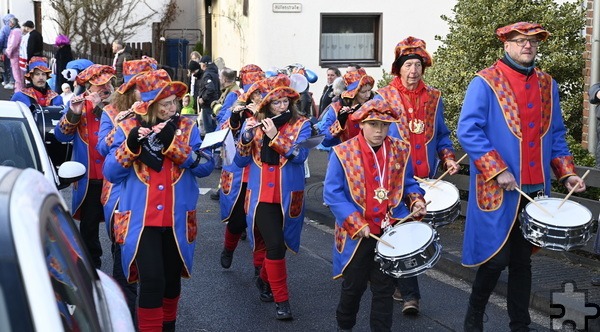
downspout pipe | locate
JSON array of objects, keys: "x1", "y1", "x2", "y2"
[{"x1": 588, "y1": 0, "x2": 600, "y2": 154}]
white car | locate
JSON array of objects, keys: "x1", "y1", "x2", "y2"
[
  {"x1": 0, "y1": 166, "x2": 134, "y2": 331},
  {"x1": 0, "y1": 100, "x2": 84, "y2": 188}
]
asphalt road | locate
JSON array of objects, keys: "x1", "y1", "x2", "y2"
[{"x1": 73, "y1": 150, "x2": 554, "y2": 331}]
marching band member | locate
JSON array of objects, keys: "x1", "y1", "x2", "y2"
[
  {"x1": 11, "y1": 56, "x2": 63, "y2": 107},
  {"x1": 376, "y1": 36, "x2": 459, "y2": 314},
  {"x1": 324, "y1": 99, "x2": 426, "y2": 331},
  {"x1": 234, "y1": 78, "x2": 312, "y2": 320},
  {"x1": 54, "y1": 64, "x2": 115, "y2": 269},
  {"x1": 218, "y1": 76, "x2": 271, "y2": 273},
  {"x1": 103, "y1": 69, "x2": 214, "y2": 331},
  {"x1": 458, "y1": 22, "x2": 585, "y2": 332},
  {"x1": 96, "y1": 57, "x2": 157, "y2": 318},
  {"x1": 317, "y1": 68, "x2": 375, "y2": 147}
]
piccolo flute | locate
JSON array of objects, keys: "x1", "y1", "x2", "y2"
[
  {"x1": 244, "y1": 110, "x2": 290, "y2": 131},
  {"x1": 137, "y1": 113, "x2": 179, "y2": 141}
]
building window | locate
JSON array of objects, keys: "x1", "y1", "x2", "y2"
[{"x1": 320, "y1": 13, "x2": 381, "y2": 67}]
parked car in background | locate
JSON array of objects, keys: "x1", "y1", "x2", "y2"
[
  {"x1": 0, "y1": 101, "x2": 84, "y2": 188},
  {"x1": 0, "y1": 166, "x2": 134, "y2": 331}
]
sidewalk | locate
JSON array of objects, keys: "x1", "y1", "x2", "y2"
[{"x1": 303, "y1": 180, "x2": 600, "y2": 330}]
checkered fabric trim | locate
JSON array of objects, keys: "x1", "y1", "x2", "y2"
[
  {"x1": 58, "y1": 114, "x2": 79, "y2": 135},
  {"x1": 537, "y1": 71, "x2": 552, "y2": 136},
  {"x1": 333, "y1": 139, "x2": 367, "y2": 208},
  {"x1": 376, "y1": 86, "x2": 410, "y2": 140},
  {"x1": 20, "y1": 87, "x2": 59, "y2": 104},
  {"x1": 438, "y1": 148, "x2": 456, "y2": 163},
  {"x1": 103, "y1": 104, "x2": 119, "y2": 124},
  {"x1": 388, "y1": 139, "x2": 411, "y2": 208},
  {"x1": 421, "y1": 87, "x2": 441, "y2": 141},
  {"x1": 551, "y1": 155, "x2": 576, "y2": 181},
  {"x1": 342, "y1": 210, "x2": 367, "y2": 239},
  {"x1": 475, "y1": 173, "x2": 503, "y2": 211},
  {"x1": 334, "y1": 223, "x2": 347, "y2": 253},
  {"x1": 220, "y1": 170, "x2": 233, "y2": 195},
  {"x1": 288, "y1": 190, "x2": 304, "y2": 218},
  {"x1": 329, "y1": 119, "x2": 344, "y2": 138},
  {"x1": 101, "y1": 180, "x2": 111, "y2": 205},
  {"x1": 162, "y1": 123, "x2": 193, "y2": 166},
  {"x1": 473, "y1": 149, "x2": 508, "y2": 181},
  {"x1": 268, "y1": 118, "x2": 308, "y2": 156},
  {"x1": 404, "y1": 192, "x2": 426, "y2": 220},
  {"x1": 105, "y1": 127, "x2": 117, "y2": 148},
  {"x1": 115, "y1": 118, "x2": 141, "y2": 169},
  {"x1": 478, "y1": 67, "x2": 522, "y2": 137}
]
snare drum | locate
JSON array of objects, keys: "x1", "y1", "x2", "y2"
[
  {"x1": 419, "y1": 179, "x2": 461, "y2": 227},
  {"x1": 32, "y1": 105, "x2": 72, "y2": 166},
  {"x1": 520, "y1": 197, "x2": 593, "y2": 251},
  {"x1": 374, "y1": 221, "x2": 442, "y2": 278}
]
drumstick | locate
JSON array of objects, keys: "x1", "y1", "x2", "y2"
[
  {"x1": 431, "y1": 154, "x2": 467, "y2": 186},
  {"x1": 557, "y1": 169, "x2": 590, "y2": 209},
  {"x1": 369, "y1": 233, "x2": 395, "y2": 249},
  {"x1": 514, "y1": 187, "x2": 553, "y2": 217},
  {"x1": 414, "y1": 176, "x2": 438, "y2": 188},
  {"x1": 397, "y1": 200, "x2": 432, "y2": 225}
]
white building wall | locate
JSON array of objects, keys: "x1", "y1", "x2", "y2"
[{"x1": 212, "y1": 0, "x2": 456, "y2": 96}]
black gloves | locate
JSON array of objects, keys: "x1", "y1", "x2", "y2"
[
  {"x1": 127, "y1": 127, "x2": 141, "y2": 152},
  {"x1": 156, "y1": 119, "x2": 177, "y2": 146},
  {"x1": 337, "y1": 110, "x2": 350, "y2": 128}
]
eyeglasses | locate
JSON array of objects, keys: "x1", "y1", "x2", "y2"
[
  {"x1": 158, "y1": 99, "x2": 179, "y2": 108},
  {"x1": 507, "y1": 38, "x2": 541, "y2": 47}
]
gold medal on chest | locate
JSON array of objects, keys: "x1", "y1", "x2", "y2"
[
  {"x1": 409, "y1": 119, "x2": 425, "y2": 134},
  {"x1": 373, "y1": 187, "x2": 389, "y2": 204}
]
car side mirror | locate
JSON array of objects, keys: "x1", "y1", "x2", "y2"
[{"x1": 57, "y1": 161, "x2": 86, "y2": 189}]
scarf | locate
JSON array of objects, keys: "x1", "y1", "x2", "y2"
[{"x1": 260, "y1": 110, "x2": 292, "y2": 165}]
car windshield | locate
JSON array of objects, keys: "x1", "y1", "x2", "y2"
[{"x1": 0, "y1": 119, "x2": 40, "y2": 170}]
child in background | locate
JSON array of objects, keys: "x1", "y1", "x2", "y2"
[
  {"x1": 181, "y1": 93, "x2": 195, "y2": 115},
  {"x1": 60, "y1": 82, "x2": 74, "y2": 104}
]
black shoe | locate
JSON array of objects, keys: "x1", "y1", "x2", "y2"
[
  {"x1": 337, "y1": 328, "x2": 352, "y2": 332},
  {"x1": 256, "y1": 277, "x2": 274, "y2": 302},
  {"x1": 220, "y1": 249, "x2": 234, "y2": 268},
  {"x1": 275, "y1": 301, "x2": 293, "y2": 320},
  {"x1": 163, "y1": 320, "x2": 176, "y2": 332},
  {"x1": 240, "y1": 229, "x2": 247, "y2": 241},
  {"x1": 210, "y1": 189, "x2": 220, "y2": 200},
  {"x1": 464, "y1": 304, "x2": 486, "y2": 332},
  {"x1": 592, "y1": 276, "x2": 600, "y2": 286}
]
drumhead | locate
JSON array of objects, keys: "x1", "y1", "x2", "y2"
[
  {"x1": 524, "y1": 197, "x2": 591, "y2": 227},
  {"x1": 419, "y1": 179, "x2": 460, "y2": 212},
  {"x1": 377, "y1": 222, "x2": 434, "y2": 257}
]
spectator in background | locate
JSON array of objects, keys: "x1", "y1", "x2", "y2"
[
  {"x1": 22, "y1": 20, "x2": 42, "y2": 61},
  {"x1": 319, "y1": 67, "x2": 341, "y2": 115},
  {"x1": 18, "y1": 19, "x2": 28, "y2": 80},
  {"x1": 53, "y1": 34, "x2": 74, "y2": 93},
  {"x1": 0, "y1": 14, "x2": 15, "y2": 88},
  {"x1": 197, "y1": 55, "x2": 220, "y2": 134},
  {"x1": 60, "y1": 82, "x2": 74, "y2": 104},
  {"x1": 5, "y1": 16, "x2": 21, "y2": 91},
  {"x1": 112, "y1": 39, "x2": 133, "y2": 86},
  {"x1": 190, "y1": 51, "x2": 201, "y2": 63}
]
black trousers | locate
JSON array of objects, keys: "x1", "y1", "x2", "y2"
[
  {"x1": 226, "y1": 183, "x2": 248, "y2": 234},
  {"x1": 469, "y1": 198, "x2": 533, "y2": 331},
  {"x1": 136, "y1": 227, "x2": 184, "y2": 308},
  {"x1": 396, "y1": 275, "x2": 420, "y2": 301},
  {"x1": 336, "y1": 237, "x2": 396, "y2": 331},
  {"x1": 79, "y1": 180, "x2": 104, "y2": 269},
  {"x1": 255, "y1": 202, "x2": 286, "y2": 260}
]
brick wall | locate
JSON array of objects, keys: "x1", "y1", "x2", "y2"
[{"x1": 582, "y1": 0, "x2": 594, "y2": 149}]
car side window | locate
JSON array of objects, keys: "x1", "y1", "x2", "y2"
[{"x1": 42, "y1": 203, "x2": 102, "y2": 331}]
